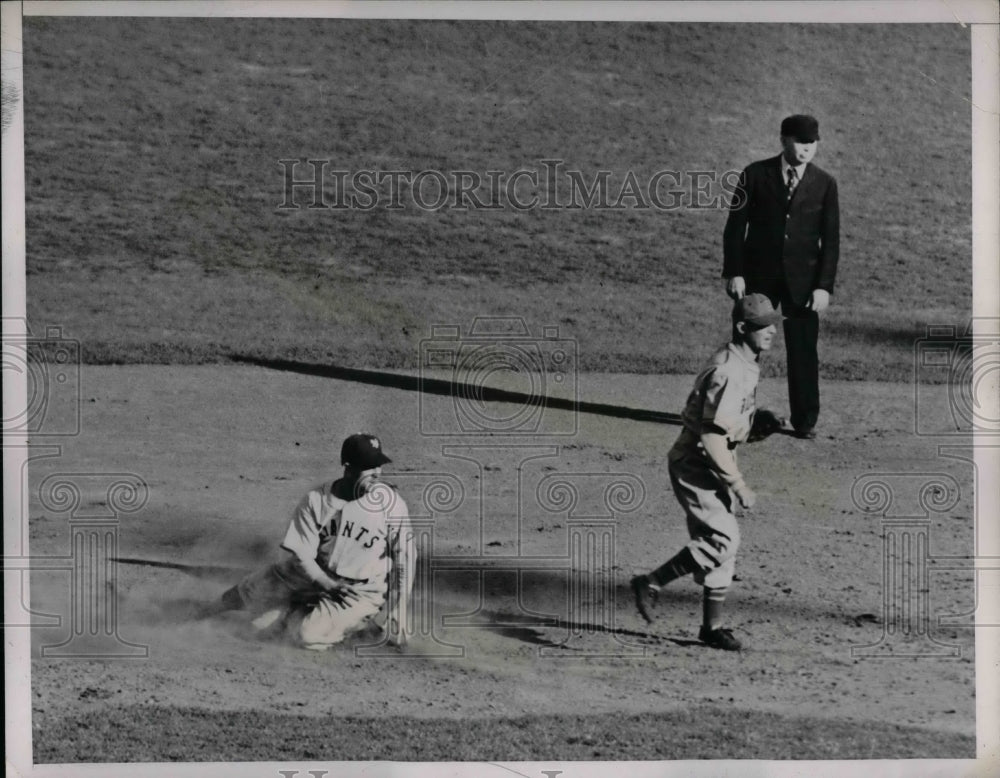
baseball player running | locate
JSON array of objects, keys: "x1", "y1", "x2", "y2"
[
  {"x1": 631, "y1": 294, "x2": 783, "y2": 651},
  {"x1": 203, "y1": 433, "x2": 415, "y2": 650}
]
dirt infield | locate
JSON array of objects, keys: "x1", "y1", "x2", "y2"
[
  {"x1": 26, "y1": 366, "x2": 976, "y2": 760},
  {"x1": 9, "y1": 9, "x2": 992, "y2": 770}
]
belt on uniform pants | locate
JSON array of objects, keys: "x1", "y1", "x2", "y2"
[{"x1": 672, "y1": 427, "x2": 738, "y2": 452}]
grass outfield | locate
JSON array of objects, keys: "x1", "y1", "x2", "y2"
[
  {"x1": 33, "y1": 704, "x2": 974, "y2": 762},
  {"x1": 22, "y1": 19, "x2": 971, "y2": 379}
]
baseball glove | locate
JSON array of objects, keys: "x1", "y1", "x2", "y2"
[{"x1": 747, "y1": 409, "x2": 787, "y2": 442}]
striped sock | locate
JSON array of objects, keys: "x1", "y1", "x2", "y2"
[
  {"x1": 702, "y1": 586, "x2": 729, "y2": 630},
  {"x1": 649, "y1": 547, "x2": 699, "y2": 588}
]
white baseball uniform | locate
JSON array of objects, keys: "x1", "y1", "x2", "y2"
[
  {"x1": 667, "y1": 341, "x2": 758, "y2": 588},
  {"x1": 237, "y1": 478, "x2": 415, "y2": 650}
]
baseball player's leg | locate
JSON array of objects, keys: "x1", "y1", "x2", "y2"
[
  {"x1": 196, "y1": 584, "x2": 247, "y2": 619},
  {"x1": 198, "y1": 559, "x2": 309, "y2": 624},
  {"x1": 647, "y1": 547, "x2": 699, "y2": 588},
  {"x1": 670, "y1": 455, "x2": 741, "y2": 574},
  {"x1": 237, "y1": 560, "x2": 309, "y2": 612},
  {"x1": 242, "y1": 561, "x2": 329, "y2": 637},
  {"x1": 690, "y1": 533, "x2": 742, "y2": 650},
  {"x1": 632, "y1": 455, "x2": 740, "y2": 622},
  {"x1": 679, "y1": 475, "x2": 742, "y2": 651},
  {"x1": 698, "y1": 586, "x2": 740, "y2": 648},
  {"x1": 632, "y1": 456, "x2": 743, "y2": 649},
  {"x1": 289, "y1": 592, "x2": 384, "y2": 651}
]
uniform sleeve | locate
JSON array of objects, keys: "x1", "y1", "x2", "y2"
[
  {"x1": 280, "y1": 492, "x2": 321, "y2": 562},
  {"x1": 700, "y1": 366, "x2": 744, "y2": 440},
  {"x1": 700, "y1": 432, "x2": 746, "y2": 489}
]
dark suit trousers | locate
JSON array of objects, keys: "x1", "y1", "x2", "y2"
[
  {"x1": 782, "y1": 304, "x2": 820, "y2": 432},
  {"x1": 754, "y1": 282, "x2": 821, "y2": 432}
]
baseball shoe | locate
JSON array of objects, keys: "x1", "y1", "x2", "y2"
[
  {"x1": 793, "y1": 427, "x2": 816, "y2": 440},
  {"x1": 251, "y1": 607, "x2": 291, "y2": 637},
  {"x1": 631, "y1": 575, "x2": 658, "y2": 624},
  {"x1": 698, "y1": 625, "x2": 742, "y2": 651}
]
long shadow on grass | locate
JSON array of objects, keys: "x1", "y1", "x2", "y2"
[{"x1": 230, "y1": 354, "x2": 684, "y2": 425}]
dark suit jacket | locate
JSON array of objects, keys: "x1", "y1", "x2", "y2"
[{"x1": 722, "y1": 155, "x2": 839, "y2": 307}]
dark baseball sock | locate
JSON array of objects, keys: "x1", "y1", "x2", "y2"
[
  {"x1": 220, "y1": 585, "x2": 246, "y2": 611},
  {"x1": 649, "y1": 547, "x2": 699, "y2": 588},
  {"x1": 702, "y1": 586, "x2": 729, "y2": 631},
  {"x1": 194, "y1": 585, "x2": 246, "y2": 620}
]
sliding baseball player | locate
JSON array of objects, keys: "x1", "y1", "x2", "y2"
[{"x1": 204, "y1": 433, "x2": 415, "y2": 650}]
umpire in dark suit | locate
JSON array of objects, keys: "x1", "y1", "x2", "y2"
[{"x1": 722, "y1": 115, "x2": 839, "y2": 439}]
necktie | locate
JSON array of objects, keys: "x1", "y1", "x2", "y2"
[{"x1": 786, "y1": 167, "x2": 798, "y2": 200}]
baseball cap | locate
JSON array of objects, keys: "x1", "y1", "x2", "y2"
[
  {"x1": 732, "y1": 293, "x2": 783, "y2": 328},
  {"x1": 780, "y1": 114, "x2": 820, "y2": 142},
  {"x1": 340, "y1": 433, "x2": 391, "y2": 470}
]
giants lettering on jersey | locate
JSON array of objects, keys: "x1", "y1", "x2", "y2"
[{"x1": 339, "y1": 518, "x2": 385, "y2": 550}]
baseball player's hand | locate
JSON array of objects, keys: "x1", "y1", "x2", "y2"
[
  {"x1": 725, "y1": 276, "x2": 746, "y2": 300},
  {"x1": 807, "y1": 289, "x2": 830, "y2": 313},
  {"x1": 321, "y1": 577, "x2": 359, "y2": 602},
  {"x1": 733, "y1": 482, "x2": 756, "y2": 510}
]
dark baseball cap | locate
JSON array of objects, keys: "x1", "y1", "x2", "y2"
[
  {"x1": 780, "y1": 114, "x2": 820, "y2": 142},
  {"x1": 732, "y1": 293, "x2": 783, "y2": 328},
  {"x1": 341, "y1": 433, "x2": 391, "y2": 470}
]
